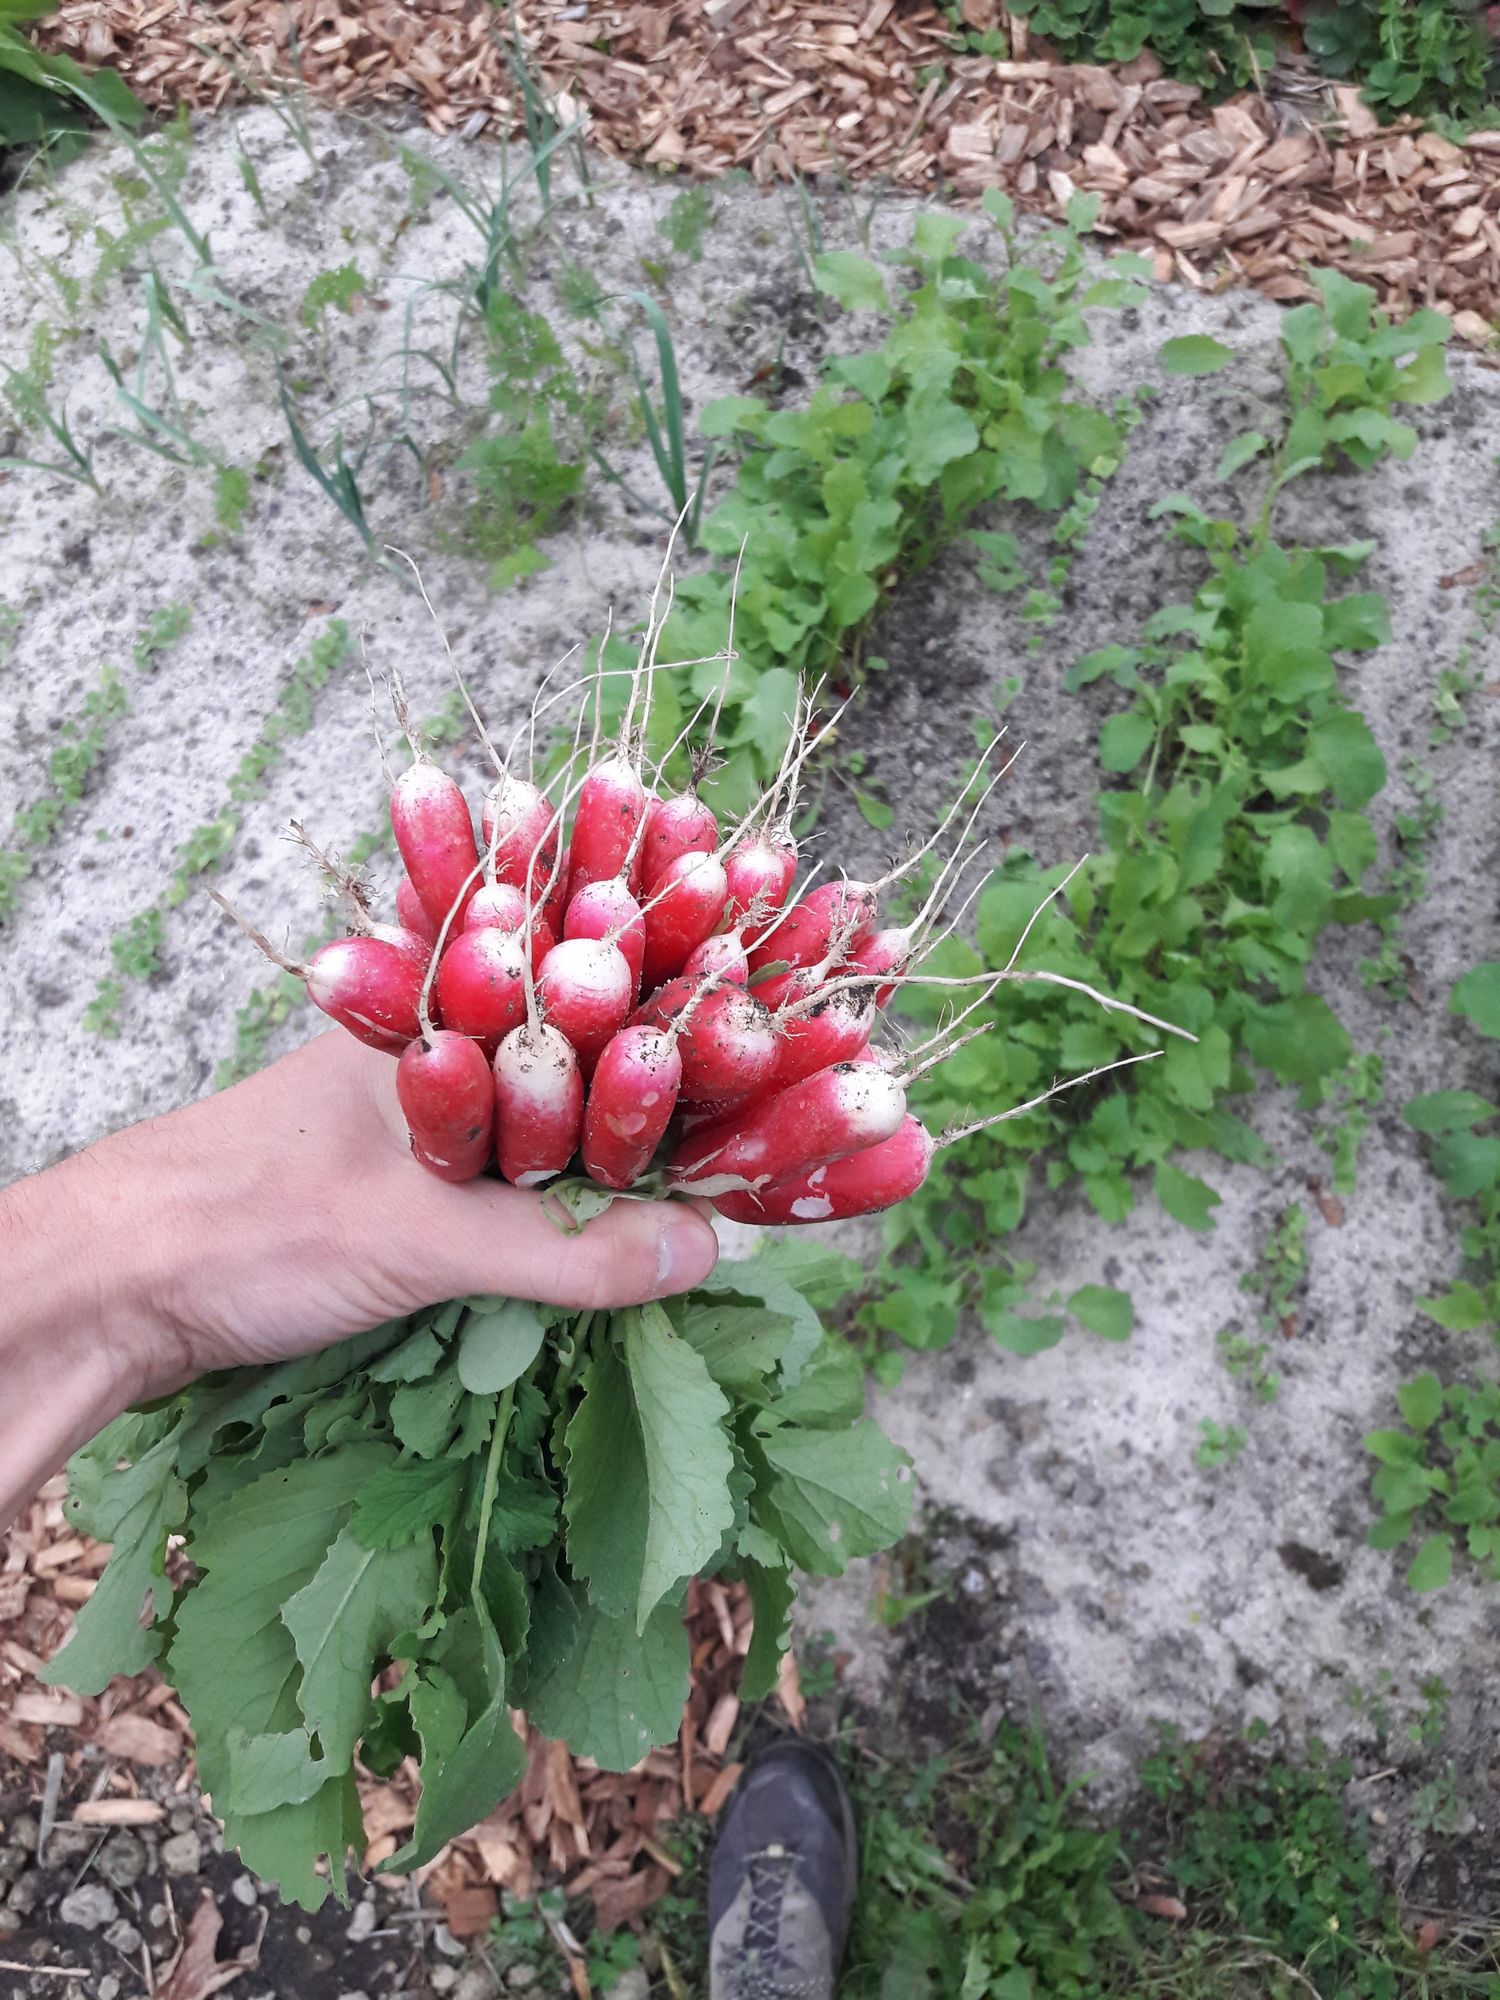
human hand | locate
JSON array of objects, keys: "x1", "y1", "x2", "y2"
[{"x1": 0, "y1": 1031, "x2": 720, "y2": 1521}]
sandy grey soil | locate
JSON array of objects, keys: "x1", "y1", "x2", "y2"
[{"x1": 2, "y1": 101, "x2": 1499, "y2": 1960}]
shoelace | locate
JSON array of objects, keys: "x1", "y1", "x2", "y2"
[{"x1": 725, "y1": 1844, "x2": 814, "y2": 2000}]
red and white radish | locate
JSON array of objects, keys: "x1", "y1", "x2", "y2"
[
  {"x1": 433, "y1": 927, "x2": 529, "y2": 1053},
  {"x1": 396, "y1": 1031, "x2": 495, "y2": 1183},
  {"x1": 580, "y1": 1026, "x2": 682, "y2": 1189},
  {"x1": 395, "y1": 876, "x2": 438, "y2": 947},
  {"x1": 493, "y1": 1022, "x2": 584, "y2": 1187},
  {"x1": 536, "y1": 936, "x2": 635, "y2": 1075},
  {"x1": 640, "y1": 790, "x2": 718, "y2": 894},
  {"x1": 567, "y1": 754, "x2": 650, "y2": 899},
  {"x1": 711, "y1": 1114, "x2": 935, "y2": 1224},
  {"x1": 669, "y1": 1062, "x2": 906, "y2": 1191},
  {"x1": 391, "y1": 762, "x2": 481, "y2": 935},
  {"x1": 639, "y1": 850, "x2": 729, "y2": 994},
  {"x1": 306, "y1": 935, "x2": 426, "y2": 1052},
  {"x1": 563, "y1": 878, "x2": 646, "y2": 999}
]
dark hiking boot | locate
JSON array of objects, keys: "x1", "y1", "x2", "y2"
[{"x1": 707, "y1": 1738, "x2": 858, "y2": 2000}]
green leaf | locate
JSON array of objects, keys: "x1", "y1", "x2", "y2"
[
  {"x1": 525, "y1": 1583, "x2": 689, "y2": 1771},
  {"x1": 43, "y1": 1440, "x2": 185, "y2": 1695},
  {"x1": 1214, "y1": 430, "x2": 1267, "y2": 481},
  {"x1": 986, "y1": 1309, "x2": 1067, "y2": 1355},
  {"x1": 740, "y1": 1561, "x2": 796, "y2": 1703},
  {"x1": 1067, "y1": 1285, "x2": 1133, "y2": 1343},
  {"x1": 1098, "y1": 709, "x2": 1154, "y2": 775},
  {"x1": 699, "y1": 394, "x2": 765, "y2": 437},
  {"x1": 673, "y1": 1294, "x2": 794, "y2": 1395},
  {"x1": 1159, "y1": 335, "x2": 1234, "y2": 377},
  {"x1": 1451, "y1": 963, "x2": 1500, "y2": 1040},
  {"x1": 282, "y1": 1526, "x2": 437, "y2": 1775},
  {"x1": 383, "y1": 1604, "x2": 525, "y2": 1872},
  {"x1": 169, "y1": 1446, "x2": 389, "y2": 1802},
  {"x1": 768, "y1": 1334, "x2": 865, "y2": 1430},
  {"x1": 563, "y1": 1338, "x2": 649, "y2": 1621},
  {"x1": 623, "y1": 1305, "x2": 736, "y2": 1627},
  {"x1": 457, "y1": 1300, "x2": 547, "y2": 1394},
  {"x1": 1404, "y1": 1091, "x2": 1496, "y2": 1135},
  {"x1": 1154, "y1": 1162, "x2": 1222, "y2": 1233},
  {"x1": 1397, "y1": 1373, "x2": 1444, "y2": 1434},
  {"x1": 390, "y1": 1363, "x2": 465, "y2": 1457},
  {"x1": 1416, "y1": 1283, "x2": 1492, "y2": 1333},
  {"x1": 1309, "y1": 710, "x2": 1386, "y2": 809},
  {"x1": 1243, "y1": 996, "x2": 1352, "y2": 1088},
  {"x1": 1431, "y1": 1133, "x2": 1500, "y2": 1200},
  {"x1": 1406, "y1": 1534, "x2": 1453, "y2": 1593},
  {"x1": 755, "y1": 1422, "x2": 913, "y2": 1575},
  {"x1": 903, "y1": 391, "x2": 979, "y2": 485},
  {"x1": 351, "y1": 1458, "x2": 466, "y2": 1550},
  {"x1": 813, "y1": 250, "x2": 889, "y2": 313}
]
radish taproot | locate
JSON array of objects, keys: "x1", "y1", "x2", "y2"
[
  {"x1": 493, "y1": 1021, "x2": 584, "y2": 1187},
  {"x1": 710, "y1": 1114, "x2": 935, "y2": 1224},
  {"x1": 669, "y1": 1061, "x2": 906, "y2": 1191},
  {"x1": 391, "y1": 762, "x2": 481, "y2": 934},
  {"x1": 306, "y1": 935, "x2": 426, "y2": 1052},
  {"x1": 580, "y1": 1025, "x2": 683, "y2": 1190},
  {"x1": 433, "y1": 927, "x2": 529, "y2": 1053}
]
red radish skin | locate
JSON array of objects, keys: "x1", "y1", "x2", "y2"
[
  {"x1": 767, "y1": 985, "x2": 877, "y2": 1092},
  {"x1": 433, "y1": 928, "x2": 529, "y2": 1053},
  {"x1": 567, "y1": 756, "x2": 649, "y2": 899},
  {"x1": 537, "y1": 936, "x2": 635, "y2": 1075},
  {"x1": 847, "y1": 927, "x2": 909, "y2": 1008},
  {"x1": 464, "y1": 883, "x2": 556, "y2": 970},
  {"x1": 748, "y1": 879, "x2": 877, "y2": 976},
  {"x1": 640, "y1": 792, "x2": 718, "y2": 893},
  {"x1": 482, "y1": 775, "x2": 567, "y2": 929},
  {"x1": 724, "y1": 834, "x2": 797, "y2": 927},
  {"x1": 306, "y1": 936, "x2": 425, "y2": 1052},
  {"x1": 493, "y1": 1022, "x2": 583, "y2": 1187},
  {"x1": 581, "y1": 1026, "x2": 682, "y2": 1188},
  {"x1": 711, "y1": 1115, "x2": 934, "y2": 1224},
  {"x1": 391, "y1": 763, "x2": 481, "y2": 934},
  {"x1": 395, "y1": 877, "x2": 438, "y2": 947},
  {"x1": 628, "y1": 973, "x2": 694, "y2": 1034},
  {"x1": 677, "y1": 985, "x2": 779, "y2": 1102},
  {"x1": 639, "y1": 852, "x2": 730, "y2": 993},
  {"x1": 564, "y1": 878, "x2": 646, "y2": 998},
  {"x1": 367, "y1": 921, "x2": 434, "y2": 972},
  {"x1": 683, "y1": 930, "x2": 749, "y2": 986},
  {"x1": 396, "y1": 1031, "x2": 495, "y2": 1182},
  {"x1": 670, "y1": 1062, "x2": 906, "y2": 1190}
]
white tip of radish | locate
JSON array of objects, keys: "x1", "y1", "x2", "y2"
[{"x1": 517, "y1": 1169, "x2": 552, "y2": 1188}]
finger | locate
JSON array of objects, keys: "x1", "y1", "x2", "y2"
[{"x1": 380, "y1": 1171, "x2": 721, "y2": 1312}]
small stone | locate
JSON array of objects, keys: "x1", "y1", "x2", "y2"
[
  {"x1": 345, "y1": 1899, "x2": 377, "y2": 1943},
  {"x1": 230, "y1": 1876, "x2": 259, "y2": 1908},
  {"x1": 506, "y1": 1971, "x2": 539, "y2": 1993},
  {"x1": 43, "y1": 1827, "x2": 98, "y2": 1864},
  {"x1": 168, "y1": 1807, "x2": 195, "y2": 1835},
  {"x1": 434, "y1": 1924, "x2": 466, "y2": 1960},
  {"x1": 337, "y1": 1990, "x2": 371, "y2": 2000},
  {"x1": 8, "y1": 1872, "x2": 42, "y2": 1915},
  {"x1": 97, "y1": 1832, "x2": 148, "y2": 1889},
  {"x1": 295, "y1": 1925, "x2": 312, "y2": 1945},
  {"x1": 160, "y1": 1830, "x2": 203, "y2": 1876},
  {"x1": 58, "y1": 1882, "x2": 119, "y2": 1930},
  {"x1": 11, "y1": 1816, "x2": 38, "y2": 1847},
  {"x1": 0, "y1": 1844, "x2": 25, "y2": 1887},
  {"x1": 99, "y1": 1979, "x2": 121, "y2": 2000},
  {"x1": 148, "y1": 1902, "x2": 171, "y2": 1927},
  {"x1": 105, "y1": 1919, "x2": 143, "y2": 1955},
  {"x1": 454, "y1": 1968, "x2": 499, "y2": 2000},
  {"x1": 604, "y1": 1973, "x2": 649, "y2": 2000},
  {"x1": 430, "y1": 1968, "x2": 458, "y2": 1994},
  {"x1": 0, "y1": 1910, "x2": 21, "y2": 1935}
]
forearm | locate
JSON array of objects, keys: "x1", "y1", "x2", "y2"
[{"x1": 0, "y1": 1147, "x2": 154, "y2": 1530}]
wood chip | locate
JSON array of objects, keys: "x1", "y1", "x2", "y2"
[
  {"x1": 73, "y1": 1798, "x2": 169, "y2": 1826},
  {"x1": 95, "y1": 1713, "x2": 182, "y2": 1766}
]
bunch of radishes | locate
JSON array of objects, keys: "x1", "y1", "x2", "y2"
[{"x1": 220, "y1": 634, "x2": 1174, "y2": 1226}]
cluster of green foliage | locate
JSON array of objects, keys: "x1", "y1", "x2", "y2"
[
  {"x1": 583, "y1": 1717, "x2": 1498, "y2": 1998},
  {"x1": 942, "y1": 0, "x2": 1499, "y2": 123},
  {"x1": 44, "y1": 1244, "x2": 910, "y2": 1911},
  {"x1": 0, "y1": 661, "x2": 128, "y2": 923},
  {"x1": 868, "y1": 271, "x2": 1449, "y2": 1366},
  {"x1": 83, "y1": 619, "x2": 347, "y2": 1040},
  {"x1": 637, "y1": 193, "x2": 1139, "y2": 819},
  {"x1": 0, "y1": 0, "x2": 142, "y2": 166},
  {"x1": 1369, "y1": 963, "x2": 1500, "y2": 1590}
]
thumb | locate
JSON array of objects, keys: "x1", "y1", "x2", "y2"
[{"x1": 390, "y1": 1173, "x2": 722, "y2": 1313}]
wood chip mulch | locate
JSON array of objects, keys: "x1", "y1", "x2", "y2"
[
  {"x1": 30, "y1": 0, "x2": 1500, "y2": 345},
  {"x1": 1, "y1": 1480, "x2": 793, "y2": 1935}
]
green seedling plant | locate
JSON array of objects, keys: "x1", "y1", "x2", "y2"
[
  {"x1": 0, "y1": 663, "x2": 128, "y2": 924},
  {"x1": 1218, "y1": 1329, "x2": 1279, "y2": 1405},
  {"x1": 1240, "y1": 1203, "x2": 1307, "y2": 1336},
  {"x1": 871, "y1": 270, "x2": 1449, "y2": 1363},
  {"x1": 1194, "y1": 1418, "x2": 1247, "y2": 1473}
]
